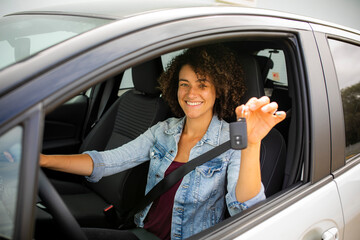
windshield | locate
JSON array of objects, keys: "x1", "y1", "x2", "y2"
[{"x1": 0, "y1": 14, "x2": 112, "y2": 70}]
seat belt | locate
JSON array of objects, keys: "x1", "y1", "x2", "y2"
[
  {"x1": 120, "y1": 140, "x2": 231, "y2": 229},
  {"x1": 91, "y1": 79, "x2": 115, "y2": 128}
]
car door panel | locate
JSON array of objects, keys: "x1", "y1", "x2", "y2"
[
  {"x1": 233, "y1": 181, "x2": 344, "y2": 240},
  {"x1": 335, "y1": 160, "x2": 360, "y2": 240},
  {"x1": 311, "y1": 25, "x2": 360, "y2": 239},
  {"x1": 42, "y1": 94, "x2": 88, "y2": 154}
]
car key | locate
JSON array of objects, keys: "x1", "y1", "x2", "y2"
[{"x1": 230, "y1": 117, "x2": 248, "y2": 150}]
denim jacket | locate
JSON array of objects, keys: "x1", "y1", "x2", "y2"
[{"x1": 85, "y1": 115, "x2": 265, "y2": 240}]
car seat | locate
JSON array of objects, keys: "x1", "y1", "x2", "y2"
[
  {"x1": 43, "y1": 57, "x2": 171, "y2": 228},
  {"x1": 255, "y1": 55, "x2": 274, "y2": 86}
]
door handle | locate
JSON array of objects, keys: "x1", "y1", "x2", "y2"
[{"x1": 322, "y1": 227, "x2": 339, "y2": 240}]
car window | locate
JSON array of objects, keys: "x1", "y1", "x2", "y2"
[
  {"x1": 161, "y1": 49, "x2": 185, "y2": 69},
  {"x1": 257, "y1": 49, "x2": 288, "y2": 87},
  {"x1": 118, "y1": 68, "x2": 134, "y2": 96},
  {"x1": 0, "y1": 126, "x2": 23, "y2": 239},
  {"x1": 328, "y1": 39, "x2": 360, "y2": 160},
  {"x1": 0, "y1": 15, "x2": 111, "y2": 70}
]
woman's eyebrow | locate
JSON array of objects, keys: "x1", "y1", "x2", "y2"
[
  {"x1": 197, "y1": 78, "x2": 209, "y2": 83},
  {"x1": 178, "y1": 79, "x2": 189, "y2": 82},
  {"x1": 178, "y1": 78, "x2": 208, "y2": 83}
]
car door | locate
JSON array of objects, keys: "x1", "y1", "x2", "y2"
[
  {"x1": 56, "y1": 11, "x2": 343, "y2": 239},
  {"x1": 313, "y1": 24, "x2": 360, "y2": 240}
]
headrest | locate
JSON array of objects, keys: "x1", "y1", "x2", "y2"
[
  {"x1": 238, "y1": 54, "x2": 265, "y2": 103},
  {"x1": 255, "y1": 55, "x2": 274, "y2": 83},
  {"x1": 132, "y1": 57, "x2": 163, "y2": 96}
]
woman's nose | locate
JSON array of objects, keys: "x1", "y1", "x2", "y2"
[{"x1": 187, "y1": 86, "x2": 198, "y2": 97}]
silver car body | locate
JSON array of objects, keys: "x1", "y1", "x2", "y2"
[{"x1": 0, "y1": 1, "x2": 359, "y2": 239}]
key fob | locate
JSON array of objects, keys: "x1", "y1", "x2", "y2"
[{"x1": 230, "y1": 118, "x2": 247, "y2": 150}]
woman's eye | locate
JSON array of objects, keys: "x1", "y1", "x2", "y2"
[{"x1": 199, "y1": 83, "x2": 207, "y2": 89}]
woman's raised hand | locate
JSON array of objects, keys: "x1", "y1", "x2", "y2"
[{"x1": 235, "y1": 96, "x2": 286, "y2": 146}]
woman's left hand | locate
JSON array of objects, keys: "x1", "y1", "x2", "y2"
[{"x1": 235, "y1": 96, "x2": 286, "y2": 145}]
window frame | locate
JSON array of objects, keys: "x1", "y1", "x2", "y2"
[
  {"x1": 0, "y1": 126, "x2": 23, "y2": 239},
  {"x1": 327, "y1": 37, "x2": 360, "y2": 162},
  {"x1": 310, "y1": 23, "x2": 360, "y2": 172},
  {"x1": 0, "y1": 103, "x2": 42, "y2": 240},
  {"x1": 38, "y1": 31, "x2": 312, "y2": 239}
]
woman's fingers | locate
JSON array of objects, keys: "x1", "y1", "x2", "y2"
[
  {"x1": 247, "y1": 96, "x2": 270, "y2": 111},
  {"x1": 235, "y1": 104, "x2": 249, "y2": 118},
  {"x1": 259, "y1": 101, "x2": 286, "y2": 124},
  {"x1": 235, "y1": 97, "x2": 269, "y2": 118},
  {"x1": 234, "y1": 97, "x2": 287, "y2": 144},
  {"x1": 261, "y1": 101, "x2": 278, "y2": 114},
  {"x1": 236, "y1": 96, "x2": 286, "y2": 123},
  {"x1": 273, "y1": 110, "x2": 287, "y2": 122}
]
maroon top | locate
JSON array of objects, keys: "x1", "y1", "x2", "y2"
[{"x1": 144, "y1": 161, "x2": 185, "y2": 240}]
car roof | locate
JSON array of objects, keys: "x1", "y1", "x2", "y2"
[
  {"x1": 8, "y1": 0, "x2": 359, "y2": 35},
  {"x1": 2, "y1": 1, "x2": 359, "y2": 97},
  {"x1": 7, "y1": 0, "x2": 219, "y2": 20}
]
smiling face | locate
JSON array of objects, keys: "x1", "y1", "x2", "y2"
[{"x1": 177, "y1": 64, "x2": 217, "y2": 121}]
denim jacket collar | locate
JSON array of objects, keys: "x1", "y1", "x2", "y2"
[{"x1": 165, "y1": 115, "x2": 223, "y2": 147}]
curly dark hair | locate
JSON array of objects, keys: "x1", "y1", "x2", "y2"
[{"x1": 158, "y1": 44, "x2": 246, "y2": 120}]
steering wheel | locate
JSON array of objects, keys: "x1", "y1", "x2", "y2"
[{"x1": 38, "y1": 169, "x2": 88, "y2": 240}]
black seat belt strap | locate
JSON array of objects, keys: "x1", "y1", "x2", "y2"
[
  {"x1": 91, "y1": 78, "x2": 115, "y2": 128},
  {"x1": 122, "y1": 140, "x2": 231, "y2": 227}
]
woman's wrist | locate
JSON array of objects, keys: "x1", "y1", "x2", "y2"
[
  {"x1": 39, "y1": 154, "x2": 49, "y2": 167},
  {"x1": 242, "y1": 142, "x2": 261, "y2": 154}
]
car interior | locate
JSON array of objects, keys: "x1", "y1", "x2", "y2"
[{"x1": 35, "y1": 38, "x2": 305, "y2": 239}]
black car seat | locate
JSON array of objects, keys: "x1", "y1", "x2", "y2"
[
  {"x1": 237, "y1": 54, "x2": 286, "y2": 197},
  {"x1": 47, "y1": 57, "x2": 171, "y2": 228},
  {"x1": 254, "y1": 55, "x2": 274, "y2": 86}
]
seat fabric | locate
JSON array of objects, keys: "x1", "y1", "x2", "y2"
[{"x1": 260, "y1": 128, "x2": 286, "y2": 196}]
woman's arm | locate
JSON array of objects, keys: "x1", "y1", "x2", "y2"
[
  {"x1": 235, "y1": 96, "x2": 286, "y2": 202},
  {"x1": 39, "y1": 121, "x2": 161, "y2": 179},
  {"x1": 235, "y1": 142, "x2": 262, "y2": 202},
  {"x1": 40, "y1": 153, "x2": 94, "y2": 176}
]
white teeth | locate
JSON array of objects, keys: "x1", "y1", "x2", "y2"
[{"x1": 186, "y1": 101, "x2": 202, "y2": 106}]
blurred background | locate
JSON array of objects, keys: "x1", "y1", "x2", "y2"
[{"x1": 1, "y1": 0, "x2": 359, "y2": 31}]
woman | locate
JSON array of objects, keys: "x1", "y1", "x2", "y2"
[{"x1": 40, "y1": 44, "x2": 286, "y2": 239}]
